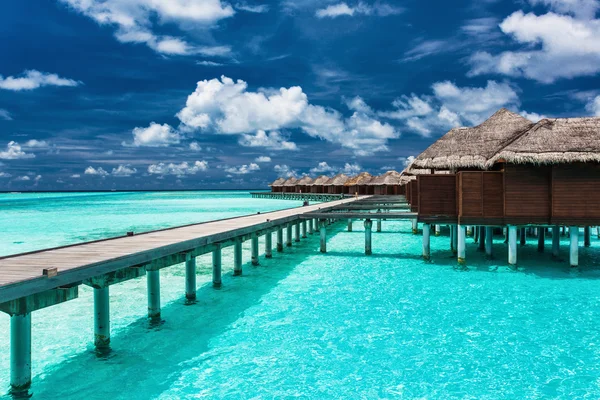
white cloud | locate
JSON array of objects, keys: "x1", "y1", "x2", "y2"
[
  {"x1": 224, "y1": 163, "x2": 260, "y2": 174},
  {"x1": 85, "y1": 166, "x2": 109, "y2": 176},
  {"x1": 71, "y1": 174, "x2": 81, "y2": 178},
  {"x1": 0, "y1": 172, "x2": 12, "y2": 178},
  {"x1": 468, "y1": 11, "x2": 600, "y2": 83},
  {"x1": 239, "y1": 130, "x2": 298, "y2": 150},
  {"x1": 60, "y1": 0, "x2": 234, "y2": 55},
  {"x1": 128, "y1": 122, "x2": 181, "y2": 147},
  {"x1": 177, "y1": 76, "x2": 398, "y2": 155},
  {"x1": 0, "y1": 141, "x2": 35, "y2": 160},
  {"x1": 0, "y1": 70, "x2": 80, "y2": 91},
  {"x1": 34, "y1": 175, "x2": 42, "y2": 182},
  {"x1": 315, "y1": 2, "x2": 402, "y2": 18},
  {"x1": 24, "y1": 139, "x2": 49, "y2": 148},
  {"x1": 236, "y1": 3, "x2": 269, "y2": 13},
  {"x1": 310, "y1": 161, "x2": 335, "y2": 174},
  {"x1": 586, "y1": 95, "x2": 600, "y2": 115},
  {"x1": 519, "y1": 111, "x2": 546, "y2": 122},
  {"x1": 342, "y1": 162, "x2": 362, "y2": 175},
  {"x1": 112, "y1": 164, "x2": 137, "y2": 177},
  {"x1": 274, "y1": 164, "x2": 297, "y2": 178},
  {"x1": 148, "y1": 161, "x2": 208, "y2": 176},
  {"x1": 379, "y1": 81, "x2": 526, "y2": 137},
  {"x1": 528, "y1": 0, "x2": 599, "y2": 19},
  {"x1": 189, "y1": 142, "x2": 202, "y2": 151},
  {"x1": 14, "y1": 175, "x2": 30, "y2": 182},
  {"x1": 197, "y1": 61, "x2": 225, "y2": 67},
  {"x1": 0, "y1": 109, "x2": 12, "y2": 121},
  {"x1": 255, "y1": 156, "x2": 271, "y2": 162},
  {"x1": 400, "y1": 155, "x2": 415, "y2": 167}
]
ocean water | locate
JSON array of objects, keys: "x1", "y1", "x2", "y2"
[{"x1": 1, "y1": 192, "x2": 600, "y2": 399}]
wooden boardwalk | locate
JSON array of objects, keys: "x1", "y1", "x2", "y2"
[{"x1": 0, "y1": 197, "x2": 358, "y2": 304}]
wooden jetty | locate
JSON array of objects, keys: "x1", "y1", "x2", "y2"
[{"x1": 249, "y1": 192, "x2": 347, "y2": 201}]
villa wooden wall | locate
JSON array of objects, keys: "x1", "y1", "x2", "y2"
[
  {"x1": 458, "y1": 172, "x2": 503, "y2": 225},
  {"x1": 503, "y1": 165, "x2": 551, "y2": 224},
  {"x1": 409, "y1": 180, "x2": 419, "y2": 212},
  {"x1": 552, "y1": 163, "x2": 600, "y2": 224},
  {"x1": 418, "y1": 175, "x2": 456, "y2": 222}
]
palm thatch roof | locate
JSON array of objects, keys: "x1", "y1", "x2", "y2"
[
  {"x1": 296, "y1": 176, "x2": 314, "y2": 185},
  {"x1": 310, "y1": 175, "x2": 332, "y2": 185},
  {"x1": 412, "y1": 108, "x2": 534, "y2": 170},
  {"x1": 283, "y1": 177, "x2": 298, "y2": 186},
  {"x1": 345, "y1": 172, "x2": 374, "y2": 186},
  {"x1": 487, "y1": 117, "x2": 600, "y2": 166},
  {"x1": 325, "y1": 173, "x2": 350, "y2": 186},
  {"x1": 368, "y1": 170, "x2": 402, "y2": 185},
  {"x1": 269, "y1": 177, "x2": 286, "y2": 187}
]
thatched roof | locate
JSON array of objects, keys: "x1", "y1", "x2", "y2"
[
  {"x1": 401, "y1": 166, "x2": 432, "y2": 176},
  {"x1": 325, "y1": 173, "x2": 350, "y2": 186},
  {"x1": 296, "y1": 176, "x2": 314, "y2": 185},
  {"x1": 345, "y1": 172, "x2": 374, "y2": 186},
  {"x1": 270, "y1": 177, "x2": 286, "y2": 187},
  {"x1": 283, "y1": 177, "x2": 298, "y2": 186},
  {"x1": 487, "y1": 117, "x2": 600, "y2": 166},
  {"x1": 369, "y1": 170, "x2": 402, "y2": 185},
  {"x1": 412, "y1": 108, "x2": 534, "y2": 170},
  {"x1": 311, "y1": 175, "x2": 331, "y2": 185}
]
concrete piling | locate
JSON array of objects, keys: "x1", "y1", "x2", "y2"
[
  {"x1": 457, "y1": 225, "x2": 466, "y2": 265},
  {"x1": 212, "y1": 247, "x2": 222, "y2": 288},
  {"x1": 10, "y1": 313, "x2": 31, "y2": 393},
  {"x1": 485, "y1": 227, "x2": 493, "y2": 258},
  {"x1": 234, "y1": 240, "x2": 243, "y2": 275},
  {"x1": 265, "y1": 232, "x2": 273, "y2": 258},
  {"x1": 93, "y1": 287, "x2": 110, "y2": 348},
  {"x1": 251, "y1": 235, "x2": 260, "y2": 266},
  {"x1": 365, "y1": 219, "x2": 373, "y2": 255},
  {"x1": 146, "y1": 269, "x2": 161, "y2": 319},
  {"x1": 320, "y1": 219, "x2": 327, "y2": 253},
  {"x1": 570, "y1": 227, "x2": 579, "y2": 267},
  {"x1": 508, "y1": 226, "x2": 517, "y2": 266},
  {"x1": 423, "y1": 223, "x2": 431, "y2": 260},
  {"x1": 185, "y1": 253, "x2": 196, "y2": 301}
]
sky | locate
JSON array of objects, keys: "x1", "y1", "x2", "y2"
[{"x1": 1, "y1": 0, "x2": 600, "y2": 190}]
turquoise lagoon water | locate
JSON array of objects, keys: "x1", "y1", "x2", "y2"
[{"x1": 1, "y1": 191, "x2": 600, "y2": 399}]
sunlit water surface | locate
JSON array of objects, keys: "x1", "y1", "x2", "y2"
[{"x1": 1, "y1": 191, "x2": 600, "y2": 399}]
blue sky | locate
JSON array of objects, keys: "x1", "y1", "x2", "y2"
[{"x1": 1, "y1": 0, "x2": 599, "y2": 190}]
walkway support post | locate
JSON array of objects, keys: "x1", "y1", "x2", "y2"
[
  {"x1": 365, "y1": 219, "x2": 373, "y2": 255},
  {"x1": 319, "y1": 219, "x2": 327, "y2": 253},
  {"x1": 520, "y1": 228, "x2": 526, "y2": 246},
  {"x1": 435, "y1": 225, "x2": 441, "y2": 237},
  {"x1": 251, "y1": 234, "x2": 259, "y2": 266},
  {"x1": 485, "y1": 227, "x2": 493, "y2": 258},
  {"x1": 552, "y1": 226, "x2": 560, "y2": 258},
  {"x1": 457, "y1": 225, "x2": 466, "y2": 265},
  {"x1": 277, "y1": 228, "x2": 284, "y2": 252},
  {"x1": 348, "y1": 219, "x2": 352, "y2": 232},
  {"x1": 265, "y1": 232, "x2": 272, "y2": 258},
  {"x1": 423, "y1": 223, "x2": 431, "y2": 260},
  {"x1": 584, "y1": 226, "x2": 591, "y2": 247},
  {"x1": 314, "y1": 219, "x2": 319, "y2": 232},
  {"x1": 538, "y1": 228, "x2": 545, "y2": 252},
  {"x1": 570, "y1": 226, "x2": 579, "y2": 267},
  {"x1": 302, "y1": 221, "x2": 307, "y2": 239},
  {"x1": 146, "y1": 269, "x2": 161, "y2": 320},
  {"x1": 185, "y1": 253, "x2": 196, "y2": 302},
  {"x1": 478, "y1": 227, "x2": 486, "y2": 251},
  {"x1": 286, "y1": 225, "x2": 293, "y2": 247},
  {"x1": 212, "y1": 246, "x2": 222, "y2": 288},
  {"x1": 412, "y1": 219, "x2": 418, "y2": 234},
  {"x1": 10, "y1": 313, "x2": 31, "y2": 393},
  {"x1": 93, "y1": 287, "x2": 110, "y2": 348},
  {"x1": 308, "y1": 219, "x2": 313, "y2": 235},
  {"x1": 452, "y1": 225, "x2": 458, "y2": 254},
  {"x1": 508, "y1": 226, "x2": 517, "y2": 266},
  {"x1": 294, "y1": 222, "x2": 301, "y2": 242},
  {"x1": 234, "y1": 239, "x2": 243, "y2": 276},
  {"x1": 376, "y1": 210, "x2": 382, "y2": 232}
]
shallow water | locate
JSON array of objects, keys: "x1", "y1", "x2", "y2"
[{"x1": 1, "y1": 192, "x2": 600, "y2": 399}]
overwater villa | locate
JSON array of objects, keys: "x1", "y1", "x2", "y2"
[
  {"x1": 325, "y1": 173, "x2": 351, "y2": 194},
  {"x1": 368, "y1": 170, "x2": 404, "y2": 195},
  {"x1": 282, "y1": 177, "x2": 298, "y2": 193},
  {"x1": 295, "y1": 176, "x2": 314, "y2": 193},
  {"x1": 269, "y1": 177, "x2": 286, "y2": 193},
  {"x1": 345, "y1": 172, "x2": 374, "y2": 195}
]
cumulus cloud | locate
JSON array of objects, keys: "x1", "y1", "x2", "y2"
[
  {"x1": 586, "y1": 95, "x2": 600, "y2": 115},
  {"x1": 239, "y1": 130, "x2": 297, "y2": 150},
  {"x1": 235, "y1": 2, "x2": 269, "y2": 13},
  {"x1": 274, "y1": 164, "x2": 297, "y2": 178},
  {"x1": 112, "y1": 164, "x2": 137, "y2": 177},
  {"x1": 0, "y1": 172, "x2": 11, "y2": 178},
  {"x1": 14, "y1": 175, "x2": 31, "y2": 182},
  {"x1": 342, "y1": 162, "x2": 362, "y2": 175},
  {"x1": 0, "y1": 109, "x2": 12, "y2": 121},
  {"x1": 176, "y1": 76, "x2": 398, "y2": 155},
  {"x1": 468, "y1": 10, "x2": 600, "y2": 83},
  {"x1": 224, "y1": 163, "x2": 260, "y2": 174},
  {"x1": 60, "y1": 0, "x2": 234, "y2": 55},
  {"x1": 128, "y1": 122, "x2": 181, "y2": 147},
  {"x1": 0, "y1": 141, "x2": 35, "y2": 160},
  {"x1": 0, "y1": 70, "x2": 80, "y2": 91},
  {"x1": 310, "y1": 161, "x2": 335, "y2": 174},
  {"x1": 379, "y1": 80, "x2": 536, "y2": 137},
  {"x1": 148, "y1": 161, "x2": 208, "y2": 176},
  {"x1": 71, "y1": 174, "x2": 81, "y2": 178},
  {"x1": 189, "y1": 142, "x2": 202, "y2": 151},
  {"x1": 85, "y1": 166, "x2": 109, "y2": 176},
  {"x1": 529, "y1": 0, "x2": 599, "y2": 19},
  {"x1": 315, "y1": 2, "x2": 402, "y2": 18},
  {"x1": 255, "y1": 156, "x2": 271, "y2": 162},
  {"x1": 24, "y1": 139, "x2": 49, "y2": 148}
]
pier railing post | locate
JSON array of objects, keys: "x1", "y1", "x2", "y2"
[
  {"x1": 319, "y1": 219, "x2": 327, "y2": 253},
  {"x1": 457, "y1": 225, "x2": 466, "y2": 265},
  {"x1": 251, "y1": 234, "x2": 260, "y2": 266},
  {"x1": 508, "y1": 226, "x2": 517, "y2": 266},
  {"x1": 423, "y1": 223, "x2": 431, "y2": 260},
  {"x1": 234, "y1": 239, "x2": 243, "y2": 276},
  {"x1": 265, "y1": 231, "x2": 273, "y2": 258},
  {"x1": 93, "y1": 287, "x2": 111, "y2": 348},
  {"x1": 570, "y1": 226, "x2": 579, "y2": 267},
  {"x1": 185, "y1": 253, "x2": 196, "y2": 302},
  {"x1": 213, "y1": 245, "x2": 222, "y2": 288},
  {"x1": 365, "y1": 219, "x2": 373, "y2": 255},
  {"x1": 10, "y1": 313, "x2": 31, "y2": 394},
  {"x1": 286, "y1": 225, "x2": 293, "y2": 247},
  {"x1": 146, "y1": 269, "x2": 161, "y2": 320},
  {"x1": 277, "y1": 228, "x2": 284, "y2": 252}
]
